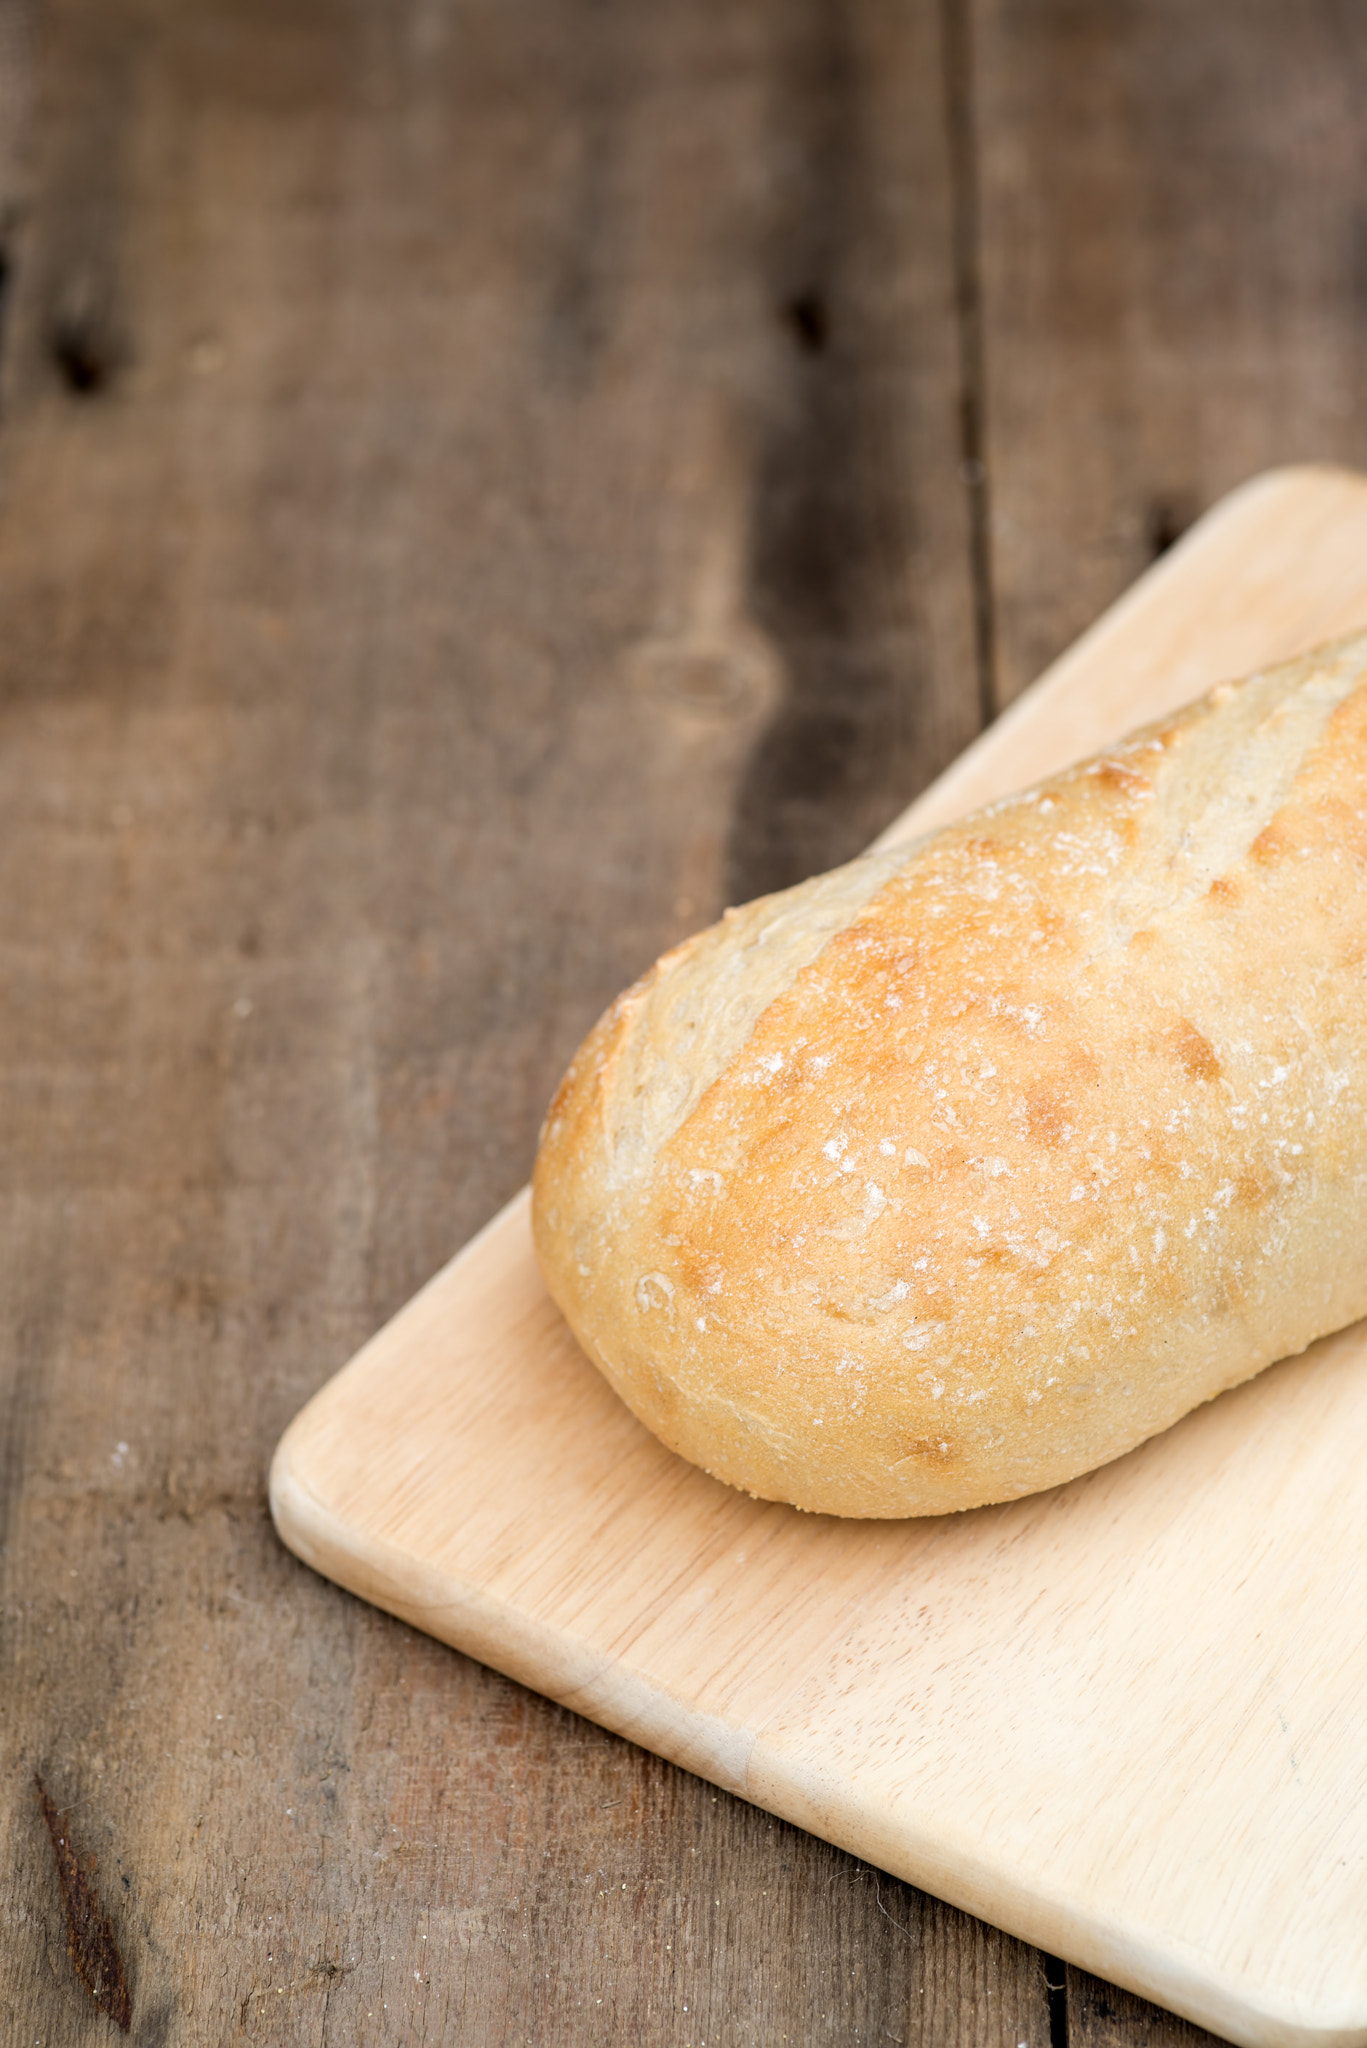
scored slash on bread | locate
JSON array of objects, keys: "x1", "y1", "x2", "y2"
[{"x1": 533, "y1": 632, "x2": 1367, "y2": 1517}]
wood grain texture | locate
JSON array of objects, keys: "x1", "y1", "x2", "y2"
[
  {"x1": 273, "y1": 467, "x2": 1367, "y2": 2048},
  {"x1": 873, "y1": 465, "x2": 1367, "y2": 851},
  {"x1": 1067, "y1": 1964, "x2": 1220, "y2": 2048},
  {"x1": 0, "y1": 2, "x2": 1043, "y2": 2045},
  {"x1": 6, "y1": 0, "x2": 1365, "y2": 2042},
  {"x1": 973, "y1": 0, "x2": 1367, "y2": 710}
]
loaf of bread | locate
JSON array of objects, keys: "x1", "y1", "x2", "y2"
[{"x1": 532, "y1": 633, "x2": 1367, "y2": 1517}]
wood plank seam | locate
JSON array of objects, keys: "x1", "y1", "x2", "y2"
[{"x1": 939, "y1": 0, "x2": 998, "y2": 729}]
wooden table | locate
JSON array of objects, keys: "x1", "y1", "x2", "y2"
[{"x1": 2, "y1": 4, "x2": 1364, "y2": 2042}]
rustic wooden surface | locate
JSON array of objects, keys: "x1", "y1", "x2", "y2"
[
  {"x1": 0, "y1": 3, "x2": 1363, "y2": 2044},
  {"x1": 974, "y1": 0, "x2": 1367, "y2": 709}
]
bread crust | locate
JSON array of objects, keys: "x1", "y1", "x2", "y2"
[{"x1": 532, "y1": 634, "x2": 1367, "y2": 1516}]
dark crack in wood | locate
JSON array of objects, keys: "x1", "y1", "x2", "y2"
[
  {"x1": 940, "y1": 0, "x2": 997, "y2": 725},
  {"x1": 34, "y1": 1774, "x2": 132, "y2": 2032},
  {"x1": 1043, "y1": 1950, "x2": 1069, "y2": 2048}
]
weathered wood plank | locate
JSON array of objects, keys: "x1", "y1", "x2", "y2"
[
  {"x1": 974, "y1": 0, "x2": 1367, "y2": 709},
  {"x1": 723, "y1": 0, "x2": 984, "y2": 897},
  {"x1": 0, "y1": 2, "x2": 1014, "y2": 2043}
]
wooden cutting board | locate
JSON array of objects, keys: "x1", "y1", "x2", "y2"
[{"x1": 271, "y1": 465, "x2": 1367, "y2": 2048}]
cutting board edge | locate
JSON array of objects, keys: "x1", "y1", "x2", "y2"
[
  {"x1": 267, "y1": 1185, "x2": 535, "y2": 1481},
  {"x1": 272, "y1": 1429, "x2": 1367, "y2": 2048},
  {"x1": 270, "y1": 1421, "x2": 762, "y2": 1795}
]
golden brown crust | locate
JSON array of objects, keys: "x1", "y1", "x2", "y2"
[{"x1": 533, "y1": 634, "x2": 1367, "y2": 1515}]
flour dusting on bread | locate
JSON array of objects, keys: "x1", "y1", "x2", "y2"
[{"x1": 534, "y1": 633, "x2": 1367, "y2": 1516}]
